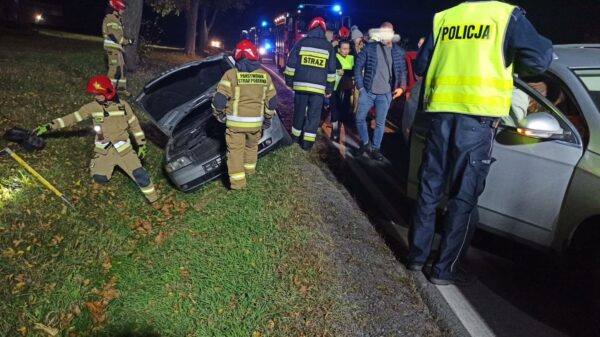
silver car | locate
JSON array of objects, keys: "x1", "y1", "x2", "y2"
[
  {"x1": 408, "y1": 45, "x2": 600, "y2": 261},
  {"x1": 136, "y1": 54, "x2": 291, "y2": 191}
]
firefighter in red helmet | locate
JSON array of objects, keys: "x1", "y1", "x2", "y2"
[
  {"x1": 103, "y1": 0, "x2": 134, "y2": 96},
  {"x1": 212, "y1": 40, "x2": 278, "y2": 190},
  {"x1": 33, "y1": 75, "x2": 158, "y2": 203},
  {"x1": 284, "y1": 17, "x2": 337, "y2": 150}
]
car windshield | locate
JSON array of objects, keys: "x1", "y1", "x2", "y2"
[{"x1": 574, "y1": 69, "x2": 600, "y2": 113}]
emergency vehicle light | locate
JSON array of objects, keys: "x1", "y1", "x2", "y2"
[{"x1": 332, "y1": 4, "x2": 342, "y2": 12}]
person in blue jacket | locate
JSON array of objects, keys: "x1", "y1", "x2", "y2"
[{"x1": 354, "y1": 22, "x2": 408, "y2": 161}]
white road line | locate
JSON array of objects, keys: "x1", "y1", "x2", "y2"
[{"x1": 393, "y1": 224, "x2": 496, "y2": 337}]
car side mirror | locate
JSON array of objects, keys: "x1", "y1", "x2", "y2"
[{"x1": 517, "y1": 112, "x2": 565, "y2": 139}]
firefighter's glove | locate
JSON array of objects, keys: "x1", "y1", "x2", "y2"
[
  {"x1": 262, "y1": 118, "x2": 272, "y2": 130},
  {"x1": 137, "y1": 144, "x2": 147, "y2": 159},
  {"x1": 213, "y1": 109, "x2": 227, "y2": 124},
  {"x1": 33, "y1": 123, "x2": 51, "y2": 136}
]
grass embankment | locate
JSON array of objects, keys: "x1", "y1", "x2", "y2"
[{"x1": 0, "y1": 30, "x2": 337, "y2": 337}]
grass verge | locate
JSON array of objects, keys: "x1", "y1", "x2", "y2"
[{"x1": 0, "y1": 29, "x2": 339, "y2": 337}]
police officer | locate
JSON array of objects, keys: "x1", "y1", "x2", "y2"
[
  {"x1": 406, "y1": 0, "x2": 553, "y2": 285},
  {"x1": 33, "y1": 75, "x2": 158, "y2": 203},
  {"x1": 212, "y1": 40, "x2": 277, "y2": 190},
  {"x1": 284, "y1": 17, "x2": 337, "y2": 150},
  {"x1": 103, "y1": 0, "x2": 133, "y2": 96}
]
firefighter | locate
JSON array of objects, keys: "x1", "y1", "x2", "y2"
[
  {"x1": 284, "y1": 17, "x2": 337, "y2": 150},
  {"x1": 406, "y1": 0, "x2": 552, "y2": 285},
  {"x1": 212, "y1": 40, "x2": 278, "y2": 190},
  {"x1": 33, "y1": 75, "x2": 158, "y2": 203},
  {"x1": 103, "y1": 0, "x2": 133, "y2": 96},
  {"x1": 331, "y1": 26, "x2": 350, "y2": 49}
]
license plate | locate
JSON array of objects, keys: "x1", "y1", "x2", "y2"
[{"x1": 203, "y1": 157, "x2": 222, "y2": 172}]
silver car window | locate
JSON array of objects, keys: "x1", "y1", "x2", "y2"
[{"x1": 574, "y1": 69, "x2": 600, "y2": 113}]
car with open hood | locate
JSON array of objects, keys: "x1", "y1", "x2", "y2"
[{"x1": 136, "y1": 53, "x2": 291, "y2": 191}]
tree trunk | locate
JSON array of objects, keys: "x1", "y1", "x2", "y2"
[
  {"x1": 122, "y1": 0, "x2": 143, "y2": 71},
  {"x1": 184, "y1": 0, "x2": 200, "y2": 55},
  {"x1": 198, "y1": 8, "x2": 218, "y2": 55}
]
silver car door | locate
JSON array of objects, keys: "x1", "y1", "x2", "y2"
[{"x1": 477, "y1": 79, "x2": 584, "y2": 247}]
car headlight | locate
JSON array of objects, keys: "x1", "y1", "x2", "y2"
[{"x1": 165, "y1": 156, "x2": 192, "y2": 173}]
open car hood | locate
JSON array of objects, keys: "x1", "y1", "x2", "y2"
[{"x1": 135, "y1": 53, "x2": 235, "y2": 137}]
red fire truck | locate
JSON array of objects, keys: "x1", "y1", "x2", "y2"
[{"x1": 274, "y1": 3, "x2": 351, "y2": 72}]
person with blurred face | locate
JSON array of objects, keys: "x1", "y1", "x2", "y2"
[{"x1": 354, "y1": 22, "x2": 408, "y2": 160}]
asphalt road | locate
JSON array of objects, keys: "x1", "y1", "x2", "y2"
[{"x1": 263, "y1": 60, "x2": 599, "y2": 337}]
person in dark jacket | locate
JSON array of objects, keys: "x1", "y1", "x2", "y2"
[
  {"x1": 406, "y1": 0, "x2": 553, "y2": 286},
  {"x1": 354, "y1": 22, "x2": 408, "y2": 160},
  {"x1": 284, "y1": 17, "x2": 337, "y2": 151}
]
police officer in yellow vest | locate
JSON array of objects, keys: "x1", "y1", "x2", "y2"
[
  {"x1": 33, "y1": 75, "x2": 158, "y2": 203},
  {"x1": 213, "y1": 40, "x2": 277, "y2": 190},
  {"x1": 331, "y1": 40, "x2": 354, "y2": 142},
  {"x1": 406, "y1": 0, "x2": 552, "y2": 286},
  {"x1": 103, "y1": 0, "x2": 133, "y2": 96}
]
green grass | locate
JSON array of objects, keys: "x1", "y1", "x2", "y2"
[{"x1": 0, "y1": 30, "x2": 338, "y2": 337}]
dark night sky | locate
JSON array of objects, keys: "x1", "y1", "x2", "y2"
[{"x1": 58, "y1": 0, "x2": 600, "y2": 50}]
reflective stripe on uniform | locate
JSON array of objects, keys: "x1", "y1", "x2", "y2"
[
  {"x1": 108, "y1": 110, "x2": 125, "y2": 116},
  {"x1": 95, "y1": 141, "x2": 110, "y2": 150},
  {"x1": 128, "y1": 116, "x2": 137, "y2": 124},
  {"x1": 140, "y1": 186, "x2": 155, "y2": 194},
  {"x1": 269, "y1": 83, "x2": 275, "y2": 91},
  {"x1": 74, "y1": 111, "x2": 83, "y2": 122},
  {"x1": 92, "y1": 112, "x2": 104, "y2": 118},
  {"x1": 229, "y1": 172, "x2": 246, "y2": 181},
  {"x1": 55, "y1": 118, "x2": 65, "y2": 128},
  {"x1": 114, "y1": 140, "x2": 131, "y2": 153},
  {"x1": 299, "y1": 47, "x2": 330, "y2": 59},
  {"x1": 293, "y1": 83, "x2": 325, "y2": 94},
  {"x1": 106, "y1": 22, "x2": 121, "y2": 29},
  {"x1": 327, "y1": 73, "x2": 337, "y2": 82},
  {"x1": 284, "y1": 66, "x2": 296, "y2": 76},
  {"x1": 134, "y1": 131, "x2": 145, "y2": 138},
  {"x1": 228, "y1": 116, "x2": 264, "y2": 122},
  {"x1": 103, "y1": 39, "x2": 123, "y2": 50},
  {"x1": 219, "y1": 80, "x2": 232, "y2": 88},
  {"x1": 291, "y1": 127, "x2": 302, "y2": 137},
  {"x1": 233, "y1": 87, "x2": 241, "y2": 116},
  {"x1": 244, "y1": 163, "x2": 257, "y2": 170},
  {"x1": 261, "y1": 86, "x2": 267, "y2": 114},
  {"x1": 226, "y1": 121, "x2": 263, "y2": 128},
  {"x1": 303, "y1": 132, "x2": 317, "y2": 142}
]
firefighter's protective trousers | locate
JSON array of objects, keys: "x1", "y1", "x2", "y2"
[{"x1": 291, "y1": 93, "x2": 324, "y2": 150}]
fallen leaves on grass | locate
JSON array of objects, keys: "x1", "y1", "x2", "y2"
[
  {"x1": 33, "y1": 323, "x2": 59, "y2": 337},
  {"x1": 154, "y1": 231, "x2": 169, "y2": 246},
  {"x1": 86, "y1": 277, "x2": 120, "y2": 327},
  {"x1": 179, "y1": 266, "x2": 189, "y2": 279},
  {"x1": 132, "y1": 220, "x2": 153, "y2": 235},
  {"x1": 102, "y1": 256, "x2": 112, "y2": 273}
]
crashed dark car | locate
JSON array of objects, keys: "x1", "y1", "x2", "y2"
[{"x1": 136, "y1": 54, "x2": 291, "y2": 191}]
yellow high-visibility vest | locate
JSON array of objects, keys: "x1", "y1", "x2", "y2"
[
  {"x1": 335, "y1": 53, "x2": 354, "y2": 90},
  {"x1": 424, "y1": 1, "x2": 517, "y2": 117}
]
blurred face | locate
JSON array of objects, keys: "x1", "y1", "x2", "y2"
[
  {"x1": 380, "y1": 23, "x2": 395, "y2": 45},
  {"x1": 95, "y1": 94, "x2": 106, "y2": 103},
  {"x1": 418, "y1": 37, "x2": 425, "y2": 49},
  {"x1": 339, "y1": 42, "x2": 350, "y2": 56}
]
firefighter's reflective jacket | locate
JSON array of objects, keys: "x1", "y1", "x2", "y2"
[
  {"x1": 102, "y1": 12, "x2": 130, "y2": 52},
  {"x1": 49, "y1": 100, "x2": 145, "y2": 155},
  {"x1": 284, "y1": 34, "x2": 337, "y2": 95},
  {"x1": 214, "y1": 68, "x2": 277, "y2": 132}
]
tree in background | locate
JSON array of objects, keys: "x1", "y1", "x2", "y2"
[
  {"x1": 146, "y1": 0, "x2": 250, "y2": 56},
  {"x1": 122, "y1": 0, "x2": 144, "y2": 71}
]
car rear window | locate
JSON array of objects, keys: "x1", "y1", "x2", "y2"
[{"x1": 574, "y1": 69, "x2": 600, "y2": 113}]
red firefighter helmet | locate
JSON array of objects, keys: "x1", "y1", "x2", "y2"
[
  {"x1": 338, "y1": 26, "x2": 350, "y2": 39},
  {"x1": 308, "y1": 17, "x2": 326, "y2": 32},
  {"x1": 109, "y1": 0, "x2": 126, "y2": 11},
  {"x1": 87, "y1": 75, "x2": 116, "y2": 100},
  {"x1": 234, "y1": 40, "x2": 259, "y2": 61}
]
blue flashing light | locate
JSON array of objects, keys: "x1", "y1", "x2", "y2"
[
  {"x1": 261, "y1": 20, "x2": 268, "y2": 27},
  {"x1": 332, "y1": 4, "x2": 342, "y2": 12},
  {"x1": 264, "y1": 42, "x2": 272, "y2": 50},
  {"x1": 298, "y1": 4, "x2": 305, "y2": 9}
]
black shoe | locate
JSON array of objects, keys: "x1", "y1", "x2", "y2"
[
  {"x1": 355, "y1": 142, "x2": 371, "y2": 157},
  {"x1": 427, "y1": 268, "x2": 477, "y2": 287},
  {"x1": 371, "y1": 149, "x2": 384, "y2": 161},
  {"x1": 406, "y1": 263, "x2": 424, "y2": 272}
]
